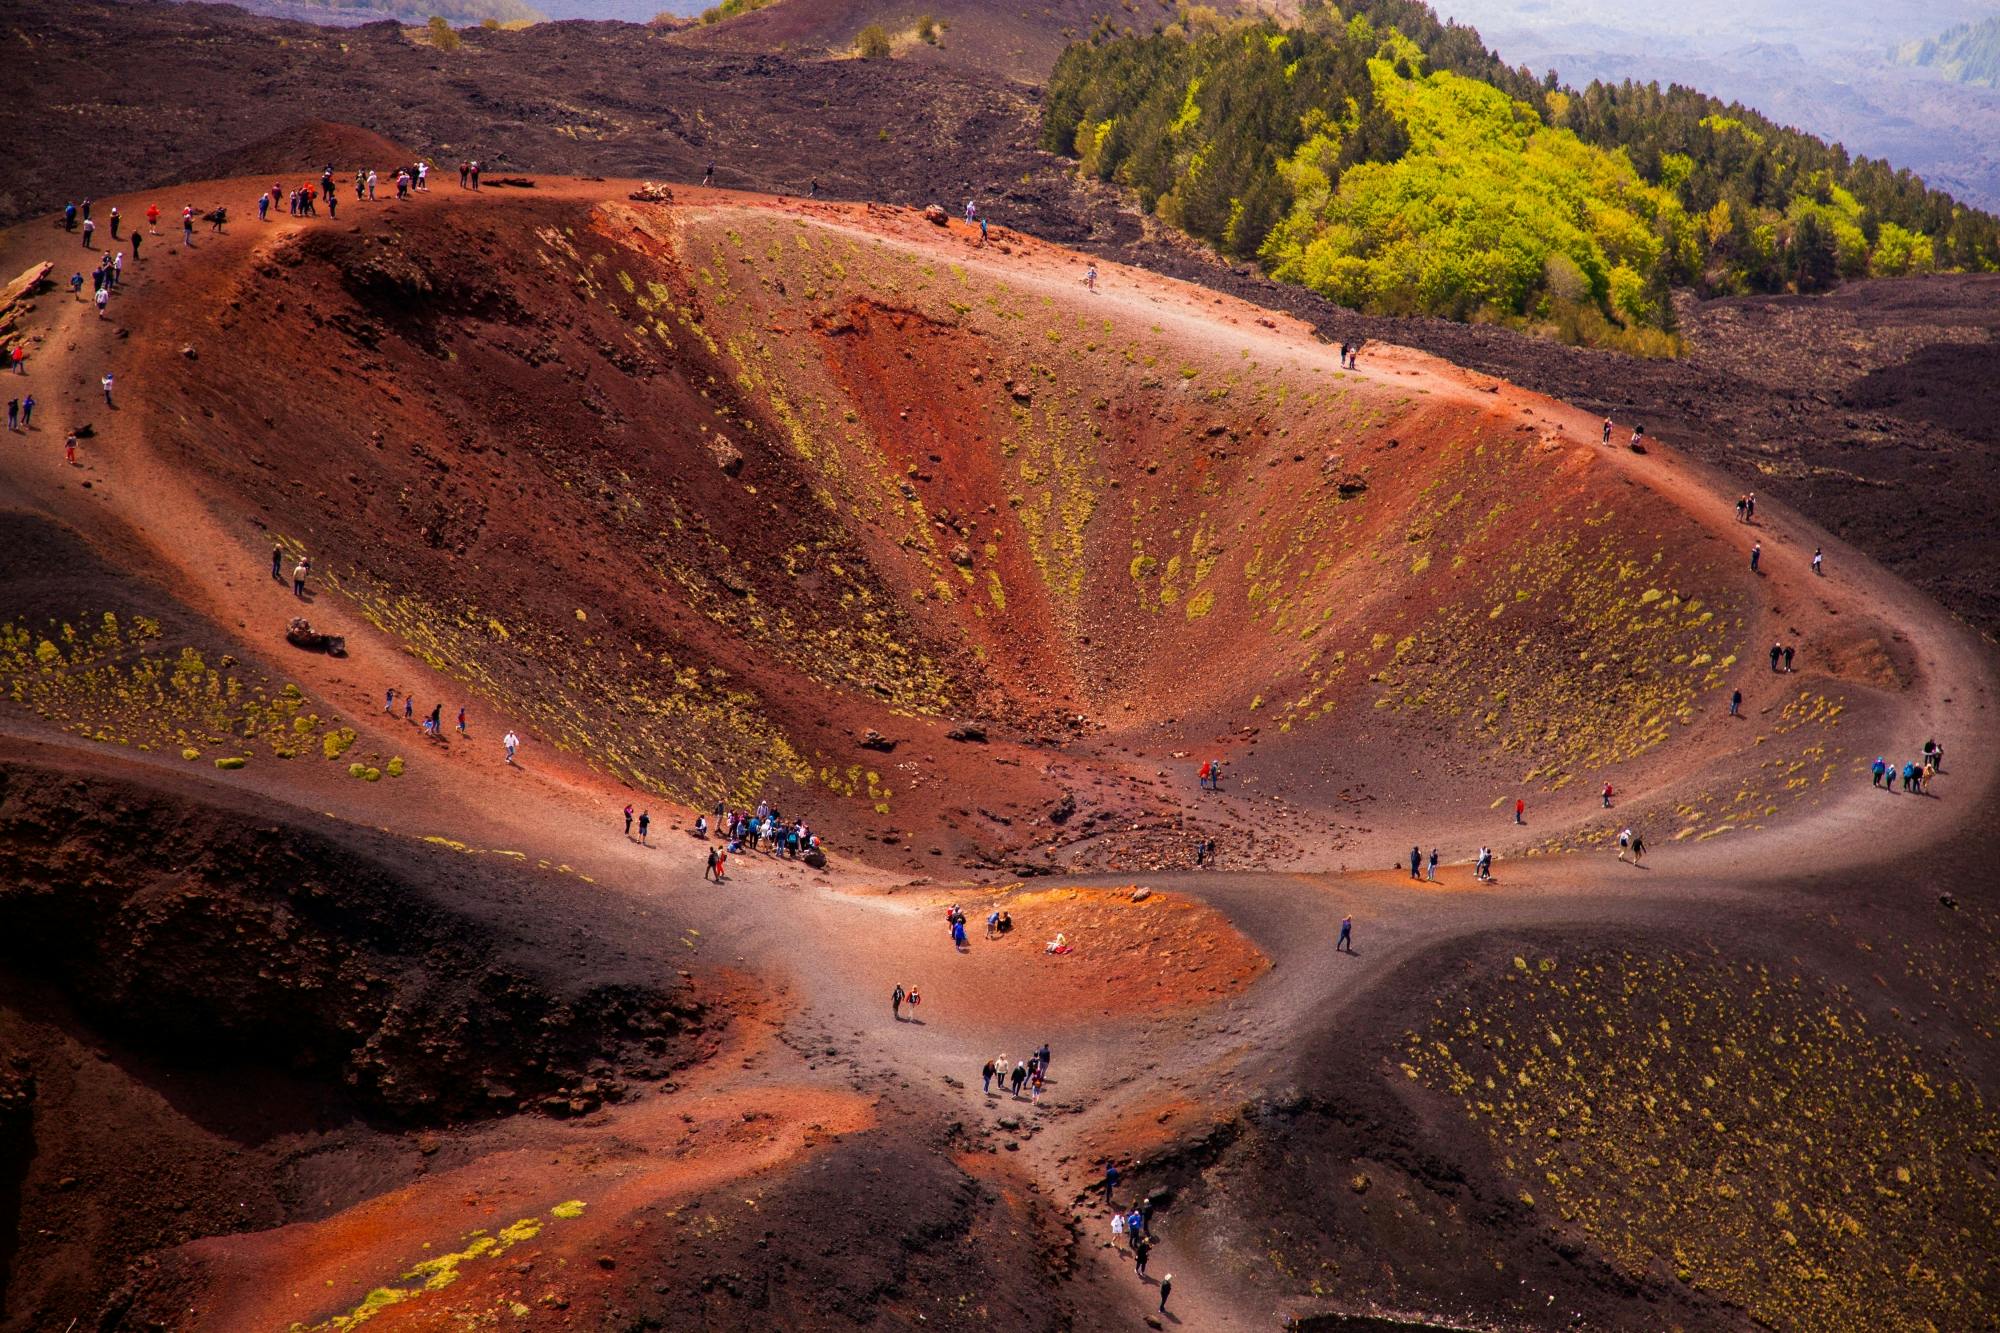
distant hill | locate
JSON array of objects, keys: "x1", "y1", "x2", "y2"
[
  {"x1": 1897, "y1": 15, "x2": 2000, "y2": 88},
  {"x1": 1045, "y1": 1, "x2": 2000, "y2": 349},
  {"x1": 180, "y1": 0, "x2": 544, "y2": 25}
]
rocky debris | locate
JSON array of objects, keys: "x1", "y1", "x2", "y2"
[
  {"x1": 705, "y1": 432, "x2": 744, "y2": 475},
  {"x1": 284, "y1": 617, "x2": 346, "y2": 656},
  {"x1": 1130, "y1": 887, "x2": 1152, "y2": 903},
  {"x1": 0, "y1": 261, "x2": 53, "y2": 309},
  {"x1": 1, "y1": 260, "x2": 52, "y2": 340},
  {"x1": 858, "y1": 729, "x2": 897, "y2": 752},
  {"x1": 946, "y1": 724, "x2": 987, "y2": 743},
  {"x1": 180, "y1": 343, "x2": 198, "y2": 359},
  {"x1": 922, "y1": 203, "x2": 950, "y2": 226},
  {"x1": 949, "y1": 542, "x2": 974, "y2": 567}
]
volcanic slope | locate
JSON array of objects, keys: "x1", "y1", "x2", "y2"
[
  {"x1": 0, "y1": 175, "x2": 1995, "y2": 1333},
  {"x1": 58, "y1": 181, "x2": 1918, "y2": 874}
]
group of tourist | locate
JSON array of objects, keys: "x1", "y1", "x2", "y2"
[
  {"x1": 981, "y1": 1043, "x2": 1053, "y2": 1103},
  {"x1": 700, "y1": 800, "x2": 821, "y2": 863},
  {"x1": 1872, "y1": 740, "x2": 1942, "y2": 794}
]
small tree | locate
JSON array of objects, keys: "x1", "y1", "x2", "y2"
[
  {"x1": 856, "y1": 23, "x2": 892, "y2": 58},
  {"x1": 427, "y1": 15, "x2": 462, "y2": 50}
]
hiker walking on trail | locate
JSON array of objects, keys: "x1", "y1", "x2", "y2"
[
  {"x1": 130, "y1": 230, "x2": 142, "y2": 263},
  {"x1": 1750, "y1": 541, "x2": 1761, "y2": 573},
  {"x1": 1083, "y1": 264, "x2": 1097, "y2": 292},
  {"x1": 146, "y1": 203, "x2": 160, "y2": 235},
  {"x1": 1735, "y1": 495, "x2": 1746, "y2": 522},
  {"x1": 82, "y1": 217, "x2": 95, "y2": 249},
  {"x1": 503, "y1": 730, "x2": 520, "y2": 763},
  {"x1": 1770, "y1": 641, "x2": 1782, "y2": 672},
  {"x1": 101, "y1": 371, "x2": 114, "y2": 406},
  {"x1": 637, "y1": 811, "x2": 650, "y2": 845},
  {"x1": 1812, "y1": 547, "x2": 1823, "y2": 576},
  {"x1": 1730, "y1": 688, "x2": 1742, "y2": 717},
  {"x1": 979, "y1": 216, "x2": 988, "y2": 244},
  {"x1": 261, "y1": 545, "x2": 275, "y2": 583},
  {"x1": 1337, "y1": 914, "x2": 1352, "y2": 952},
  {"x1": 18, "y1": 395, "x2": 29, "y2": 427},
  {"x1": 624, "y1": 804, "x2": 634, "y2": 837},
  {"x1": 1011, "y1": 1061, "x2": 1027, "y2": 1096},
  {"x1": 1158, "y1": 1274, "x2": 1173, "y2": 1314},
  {"x1": 1602, "y1": 782, "x2": 1614, "y2": 808},
  {"x1": 1617, "y1": 826, "x2": 1632, "y2": 861},
  {"x1": 456, "y1": 706, "x2": 467, "y2": 736},
  {"x1": 982, "y1": 1058, "x2": 996, "y2": 1093},
  {"x1": 1602, "y1": 417, "x2": 1612, "y2": 444},
  {"x1": 108, "y1": 206, "x2": 120, "y2": 239},
  {"x1": 1409, "y1": 845, "x2": 1422, "y2": 880},
  {"x1": 702, "y1": 161, "x2": 714, "y2": 186},
  {"x1": 291, "y1": 559, "x2": 308, "y2": 598},
  {"x1": 95, "y1": 285, "x2": 108, "y2": 318},
  {"x1": 1102, "y1": 1161, "x2": 1120, "y2": 1203},
  {"x1": 1514, "y1": 798, "x2": 1525, "y2": 825},
  {"x1": 1133, "y1": 1235, "x2": 1150, "y2": 1276},
  {"x1": 1428, "y1": 847, "x2": 1439, "y2": 881},
  {"x1": 1630, "y1": 832, "x2": 1646, "y2": 865},
  {"x1": 892, "y1": 983, "x2": 905, "y2": 1020},
  {"x1": 404, "y1": 694, "x2": 414, "y2": 723},
  {"x1": 1745, "y1": 493, "x2": 1756, "y2": 522},
  {"x1": 1783, "y1": 645, "x2": 1795, "y2": 672}
]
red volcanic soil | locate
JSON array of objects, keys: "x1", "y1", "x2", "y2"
[
  {"x1": 0, "y1": 164, "x2": 1993, "y2": 1333},
  {"x1": 50, "y1": 176, "x2": 1875, "y2": 877},
  {"x1": 862, "y1": 884, "x2": 1269, "y2": 1025}
]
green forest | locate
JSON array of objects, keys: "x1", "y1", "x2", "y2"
[{"x1": 1042, "y1": 1, "x2": 2000, "y2": 351}]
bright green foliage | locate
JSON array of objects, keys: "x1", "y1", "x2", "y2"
[{"x1": 1263, "y1": 43, "x2": 1683, "y2": 330}]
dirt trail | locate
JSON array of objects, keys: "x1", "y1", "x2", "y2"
[{"x1": 0, "y1": 180, "x2": 1993, "y2": 1331}]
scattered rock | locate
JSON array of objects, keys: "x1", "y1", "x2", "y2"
[
  {"x1": 859, "y1": 729, "x2": 896, "y2": 753},
  {"x1": 922, "y1": 204, "x2": 949, "y2": 226},
  {"x1": 629, "y1": 181, "x2": 677, "y2": 203},
  {"x1": 705, "y1": 434, "x2": 744, "y2": 476},
  {"x1": 946, "y1": 724, "x2": 987, "y2": 743},
  {"x1": 1130, "y1": 887, "x2": 1152, "y2": 903}
]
